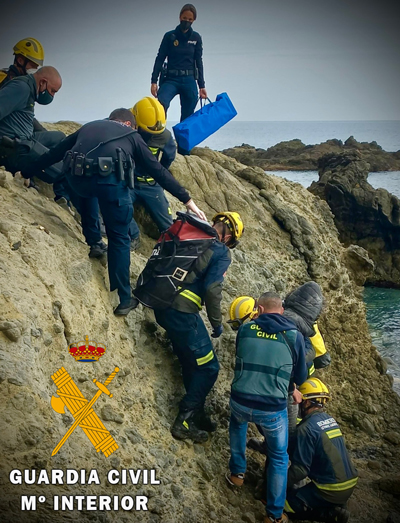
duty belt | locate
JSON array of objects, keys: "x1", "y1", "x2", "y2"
[
  {"x1": 167, "y1": 69, "x2": 194, "y2": 77},
  {"x1": 65, "y1": 151, "x2": 135, "y2": 189}
]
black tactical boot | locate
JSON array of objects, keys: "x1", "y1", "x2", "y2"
[
  {"x1": 114, "y1": 297, "x2": 139, "y2": 316},
  {"x1": 171, "y1": 411, "x2": 209, "y2": 443},
  {"x1": 194, "y1": 409, "x2": 217, "y2": 432},
  {"x1": 306, "y1": 507, "x2": 350, "y2": 523},
  {"x1": 89, "y1": 241, "x2": 108, "y2": 258},
  {"x1": 324, "y1": 508, "x2": 350, "y2": 523}
]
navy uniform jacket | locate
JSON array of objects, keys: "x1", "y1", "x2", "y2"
[
  {"x1": 0, "y1": 74, "x2": 37, "y2": 139},
  {"x1": 172, "y1": 241, "x2": 231, "y2": 328},
  {"x1": 288, "y1": 410, "x2": 358, "y2": 503},
  {"x1": 151, "y1": 25, "x2": 205, "y2": 88},
  {"x1": 28, "y1": 120, "x2": 191, "y2": 204}
]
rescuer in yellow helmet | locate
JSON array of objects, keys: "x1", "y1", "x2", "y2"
[
  {"x1": 0, "y1": 38, "x2": 44, "y2": 88},
  {"x1": 285, "y1": 378, "x2": 358, "y2": 523},
  {"x1": 127, "y1": 97, "x2": 177, "y2": 250},
  {"x1": 142, "y1": 211, "x2": 244, "y2": 443},
  {"x1": 0, "y1": 38, "x2": 49, "y2": 140},
  {"x1": 228, "y1": 296, "x2": 257, "y2": 331}
]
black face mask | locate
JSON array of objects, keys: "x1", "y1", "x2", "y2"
[{"x1": 179, "y1": 20, "x2": 192, "y2": 31}]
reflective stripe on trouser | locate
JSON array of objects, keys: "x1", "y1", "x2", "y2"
[
  {"x1": 128, "y1": 183, "x2": 173, "y2": 239},
  {"x1": 286, "y1": 481, "x2": 355, "y2": 514},
  {"x1": 154, "y1": 309, "x2": 219, "y2": 412},
  {"x1": 284, "y1": 500, "x2": 295, "y2": 513}
]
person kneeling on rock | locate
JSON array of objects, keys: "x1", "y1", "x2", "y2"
[{"x1": 284, "y1": 378, "x2": 358, "y2": 523}]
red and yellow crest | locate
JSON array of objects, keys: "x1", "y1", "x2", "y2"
[{"x1": 69, "y1": 335, "x2": 106, "y2": 362}]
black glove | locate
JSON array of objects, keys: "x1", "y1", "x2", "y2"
[{"x1": 211, "y1": 325, "x2": 223, "y2": 338}]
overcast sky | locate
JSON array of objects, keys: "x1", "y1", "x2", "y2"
[{"x1": 1, "y1": 0, "x2": 399, "y2": 122}]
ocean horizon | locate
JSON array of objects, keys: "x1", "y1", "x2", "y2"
[{"x1": 72, "y1": 119, "x2": 400, "y2": 153}]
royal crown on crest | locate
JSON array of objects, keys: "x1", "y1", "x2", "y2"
[{"x1": 69, "y1": 335, "x2": 106, "y2": 362}]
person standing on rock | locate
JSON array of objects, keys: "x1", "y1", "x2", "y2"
[
  {"x1": 150, "y1": 3, "x2": 207, "y2": 155},
  {"x1": 24, "y1": 108, "x2": 206, "y2": 315},
  {"x1": 226, "y1": 292, "x2": 308, "y2": 523},
  {"x1": 285, "y1": 378, "x2": 358, "y2": 523},
  {"x1": 128, "y1": 97, "x2": 176, "y2": 250}
]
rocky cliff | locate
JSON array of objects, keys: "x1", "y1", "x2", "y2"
[
  {"x1": 222, "y1": 137, "x2": 400, "y2": 172},
  {"x1": 309, "y1": 152, "x2": 400, "y2": 288},
  {"x1": 0, "y1": 134, "x2": 400, "y2": 522}
]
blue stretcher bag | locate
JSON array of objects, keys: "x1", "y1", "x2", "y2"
[{"x1": 173, "y1": 92, "x2": 237, "y2": 151}]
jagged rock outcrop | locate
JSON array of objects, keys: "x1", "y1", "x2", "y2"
[
  {"x1": 221, "y1": 137, "x2": 400, "y2": 171},
  {"x1": 0, "y1": 141, "x2": 400, "y2": 522},
  {"x1": 309, "y1": 152, "x2": 400, "y2": 287}
]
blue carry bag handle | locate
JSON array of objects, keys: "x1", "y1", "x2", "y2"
[{"x1": 173, "y1": 92, "x2": 237, "y2": 151}]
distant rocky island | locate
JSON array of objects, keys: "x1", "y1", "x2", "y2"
[{"x1": 223, "y1": 137, "x2": 400, "y2": 172}]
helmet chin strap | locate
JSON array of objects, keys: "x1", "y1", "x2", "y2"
[
  {"x1": 14, "y1": 55, "x2": 29, "y2": 74},
  {"x1": 301, "y1": 399, "x2": 324, "y2": 417},
  {"x1": 221, "y1": 223, "x2": 235, "y2": 247}
]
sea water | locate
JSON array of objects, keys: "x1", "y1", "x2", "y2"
[{"x1": 198, "y1": 120, "x2": 400, "y2": 393}]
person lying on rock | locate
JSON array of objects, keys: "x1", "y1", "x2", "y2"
[
  {"x1": 225, "y1": 291, "x2": 308, "y2": 523},
  {"x1": 0, "y1": 65, "x2": 71, "y2": 203},
  {"x1": 128, "y1": 97, "x2": 176, "y2": 251},
  {"x1": 22, "y1": 108, "x2": 206, "y2": 315},
  {"x1": 284, "y1": 378, "x2": 358, "y2": 523}
]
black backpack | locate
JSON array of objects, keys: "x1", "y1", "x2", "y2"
[{"x1": 133, "y1": 212, "x2": 217, "y2": 309}]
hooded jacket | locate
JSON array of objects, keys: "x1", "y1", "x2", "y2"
[
  {"x1": 231, "y1": 314, "x2": 308, "y2": 412},
  {"x1": 284, "y1": 281, "x2": 323, "y2": 337},
  {"x1": 284, "y1": 281, "x2": 330, "y2": 370}
]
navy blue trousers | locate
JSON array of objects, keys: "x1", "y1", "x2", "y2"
[
  {"x1": 285, "y1": 482, "x2": 351, "y2": 515},
  {"x1": 158, "y1": 76, "x2": 198, "y2": 155},
  {"x1": 154, "y1": 309, "x2": 219, "y2": 412},
  {"x1": 128, "y1": 182, "x2": 173, "y2": 240},
  {"x1": 68, "y1": 175, "x2": 133, "y2": 305}
]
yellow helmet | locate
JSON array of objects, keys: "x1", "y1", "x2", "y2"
[
  {"x1": 228, "y1": 296, "x2": 257, "y2": 331},
  {"x1": 13, "y1": 38, "x2": 44, "y2": 67},
  {"x1": 299, "y1": 378, "x2": 330, "y2": 404},
  {"x1": 212, "y1": 212, "x2": 244, "y2": 248},
  {"x1": 131, "y1": 97, "x2": 166, "y2": 134}
]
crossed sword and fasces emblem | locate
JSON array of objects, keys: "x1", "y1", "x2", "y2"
[{"x1": 50, "y1": 367, "x2": 119, "y2": 457}]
